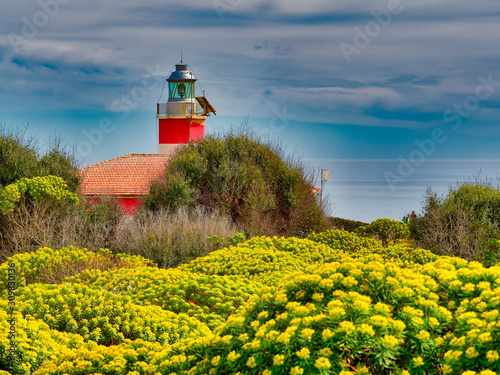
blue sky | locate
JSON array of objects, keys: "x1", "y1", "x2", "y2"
[{"x1": 1, "y1": 1, "x2": 500, "y2": 220}]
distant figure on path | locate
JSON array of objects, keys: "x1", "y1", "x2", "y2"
[
  {"x1": 411, "y1": 211, "x2": 417, "y2": 219},
  {"x1": 402, "y1": 216, "x2": 407, "y2": 224}
]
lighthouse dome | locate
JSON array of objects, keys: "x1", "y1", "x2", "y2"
[{"x1": 168, "y1": 64, "x2": 196, "y2": 81}]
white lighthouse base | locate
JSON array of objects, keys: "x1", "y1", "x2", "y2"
[{"x1": 159, "y1": 143, "x2": 182, "y2": 155}]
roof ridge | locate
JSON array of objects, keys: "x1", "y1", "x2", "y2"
[{"x1": 79, "y1": 153, "x2": 170, "y2": 171}]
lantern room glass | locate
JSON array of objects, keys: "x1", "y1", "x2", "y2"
[{"x1": 169, "y1": 81, "x2": 195, "y2": 99}]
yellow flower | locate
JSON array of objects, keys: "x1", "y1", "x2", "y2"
[
  {"x1": 257, "y1": 311, "x2": 269, "y2": 320},
  {"x1": 301, "y1": 328, "x2": 315, "y2": 341},
  {"x1": 416, "y1": 330, "x2": 430, "y2": 341},
  {"x1": 486, "y1": 350, "x2": 499, "y2": 362},
  {"x1": 276, "y1": 332, "x2": 291, "y2": 344},
  {"x1": 238, "y1": 333, "x2": 249, "y2": 342},
  {"x1": 312, "y1": 293, "x2": 324, "y2": 302},
  {"x1": 370, "y1": 315, "x2": 388, "y2": 327},
  {"x1": 411, "y1": 317, "x2": 424, "y2": 327},
  {"x1": 338, "y1": 321, "x2": 356, "y2": 335},
  {"x1": 290, "y1": 366, "x2": 304, "y2": 375},
  {"x1": 319, "y1": 347, "x2": 333, "y2": 357},
  {"x1": 412, "y1": 357, "x2": 424, "y2": 367},
  {"x1": 211, "y1": 356, "x2": 221, "y2": 367},
  {"x1": 314, "y1": 357, "x2": 331, "y2": 370},
  {"x1": 478, "y1": 332, "x2": 492, "y2": 343},
  {"x1": 296, "y1": 347, "x2": 310, "y2": 360},
  {"x1": 461, "y1": 283, "x2": 476, "y2": 294},
  {"x1": 227, "y1": 351, "x2": 241, "y2": 362},
  {"x1": 466, "y1": 347, "x2": 478, "y2": 359},
  {"x1": 322, "y1": 328, "x2": 335, "y2": 340},
  {"x1": 246, "y1": 356, "x2": 257, "y2": 368},
  {"x1": 273, "y1": 354, "x2": 285, "y2": 366},
  {"x1": 342, "y1": 276, "x2": 358, "y2": 288},
  {"x1": 381, "y1": 335, "x2": 399, "y2": 349},
  {"x1": 358, "y1": 323, "x2": 375, "y2": 337}
]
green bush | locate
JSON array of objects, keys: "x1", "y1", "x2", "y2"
[
  {"x1": 412, "y1": 182, "x2": 500, "y2": 264},
  {"x1": 359, "y1": 218, "x2": 410, "y2": 247},
  {"x1": 0, "y1": 128, "x2": 79, "y2": 191},
  {"x1": 328, "y1": 217, "x2": 368, "y2": 232},
  {"x1": 146, "y1": 131, "x2": 327, "y2": 237}
]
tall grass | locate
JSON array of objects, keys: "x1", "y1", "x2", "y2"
[
  {"x1": 114, "y1": 207, "x2": 239, "y2": 268},
  {"x1": 0, "y1": 198, "x2": 239, "y2": 268}
]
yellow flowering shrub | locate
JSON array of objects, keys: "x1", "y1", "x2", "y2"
[
  {"x1": 0, "y1": 300, "x2": 89, "y2": 375},
  {"x1": 0, "y1": 176, "x2": 78, "y2": 214},
  {"x1": 0, "y1": 246, "x2": 154, "y2": 291},
  {"x1": 178, "y1": 236, "x2": 348, "y2": 287},
  {"x1": 12, "y1": 282, "x2": 211, "y2": 346},
  {"x1": 3, "y1": 233, "x2": 500, "y2": 375},
  {"x1": 66, "y1": 266, "x2": 257, "y2": 330},
  {"x1": 308, "y1": 229, "x2": 383, "y2": 253},
  {"x1": 419, "y1": 259, "x2": 500, "y2": 374},
  {"x1": 32, "y1": 339, "x2": 167, "y2": 375},
  {"x1": 308, "y1": 229, "x2": 438, "y2": 266},
  {"x1": 158, "y1": 259, "x2": 454, "y2": 375}
]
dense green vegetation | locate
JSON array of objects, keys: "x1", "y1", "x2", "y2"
[
  {"x1": 146, "y1": 132, "x2": 328, "y2": 237},
  {"x1": 328, "y1": 217, "x2": 368, "y2": 232},
  {"x1": 358, "y1": 218, "x2": 411, "y2": 247},
  {"x1": 0, "y1": 127, "x2": 79, "y2": 191},
  {"x1": 411, "y1": 181, "x2": 500, "y2": 266}
]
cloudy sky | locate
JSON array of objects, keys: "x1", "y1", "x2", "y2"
[{"x1": 1, "y1": 0, "x2": 500, "y2": 219}]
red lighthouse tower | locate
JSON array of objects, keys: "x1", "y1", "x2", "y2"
[{"x1": 156, "y1": 62, "x2": 216, "y2": 154}]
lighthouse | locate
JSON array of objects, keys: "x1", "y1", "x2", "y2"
[{"x1": 156, "y1": 62, "x2": 216, "y2": 154}]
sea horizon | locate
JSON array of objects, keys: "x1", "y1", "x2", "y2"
[{"x1": 306, "y1": 158, "x2": 500, "y2": 224}]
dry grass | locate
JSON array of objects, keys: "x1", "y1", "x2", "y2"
[
  {"x1": 0, "y1": 198, "x2": 239, "y2": 268},
  {"x1": 113, "y1": 207, "x2": 239, "y2": 268}
]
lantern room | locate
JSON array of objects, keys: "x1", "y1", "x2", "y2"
[{"x1": 168, "y1": 64, "x2": 195, "y2": 100}]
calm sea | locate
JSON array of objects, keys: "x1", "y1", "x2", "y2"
[{"x1": 306, "y1": 159, "x2": 500, "y2": 224}]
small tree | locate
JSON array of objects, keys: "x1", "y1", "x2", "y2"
[
  {"x1": 359, "y1": 218, "x2": 410, "y2": 247},
  {"x1": 411, "y1": 182, "x2": 500, "y2": 264}
]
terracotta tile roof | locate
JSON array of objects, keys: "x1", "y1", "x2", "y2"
[{"x1": 78, "y1": 153, "x2": 170, "y2": 196}]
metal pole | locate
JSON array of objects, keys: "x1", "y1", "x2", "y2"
[{"x1": 320, "y1": 169, "x2": 324, "y2": 208}]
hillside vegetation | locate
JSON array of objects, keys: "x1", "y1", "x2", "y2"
[
  {"x1": 146, "y1": 132, "x2": 328, "y2": 237},
  {"x1": 411, "y1": 181, "x2": 500, "y2": 266},
  {"x1": 1, "y1": 231, "x2": 500, "y2": 375},
  {"x1": 0, "y1": 130, "x2": 324, "y2": 262}
]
